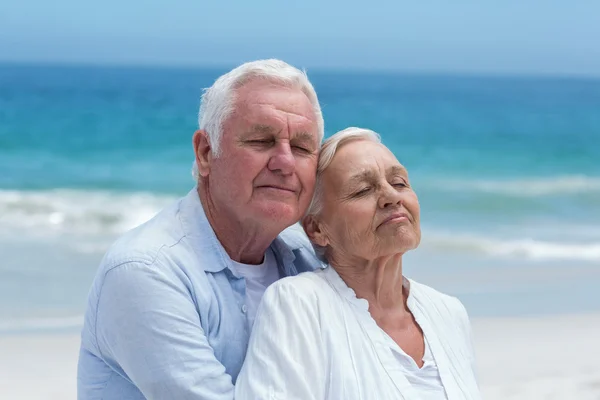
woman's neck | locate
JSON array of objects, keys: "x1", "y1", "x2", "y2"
[{"x1": 332, "y1": 253, "x2": 408, "y2": 313}]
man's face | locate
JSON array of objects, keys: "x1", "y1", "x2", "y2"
[{"x1": 204, "y1": 80, "x2": 320, "y2": 231}]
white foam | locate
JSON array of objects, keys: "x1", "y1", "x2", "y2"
[
  {"x1": 424, "y1": 232, "x2": 600, "y2": 261},
  {"x1": 432, "y1": 175, "x2": 600, "y2": 196},
  {"x1": 0, "y1": 189, "x2": 176, "y2": 238}
]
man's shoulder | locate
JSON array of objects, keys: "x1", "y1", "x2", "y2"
[
  {"x1": 100, "y1": 198, "x2": 186, "y2": 269},
  {"x1": 83, "y1": 195, "x2": 224, "y2": 332},
  {"x1": 96, "y1": 193, "x2": 217, "y2": 282}
]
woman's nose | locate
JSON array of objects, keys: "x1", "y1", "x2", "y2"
[{"x1": 378, "y1": 184, "x2": 402, "y2": 208}]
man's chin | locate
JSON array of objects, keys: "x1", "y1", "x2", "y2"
[{"x1": 253, "y1": 202, "x2": 300, "y2": 227}]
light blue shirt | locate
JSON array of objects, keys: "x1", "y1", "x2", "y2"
[{"x1": 77, "y1": 188, "x2": 321, "y2": 400}]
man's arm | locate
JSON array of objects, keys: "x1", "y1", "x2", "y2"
[
  {"x1": 235, "y1": 278, "x2": 326, "y2": 400},
  {"x1": 95, "y1": 261, "x2": 234, "y2": 400}
]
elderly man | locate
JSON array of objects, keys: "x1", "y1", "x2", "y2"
[{"x1": 77, "y1": 59, "x2": 324, "y2": 400}]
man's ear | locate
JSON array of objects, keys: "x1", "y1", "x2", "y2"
[
  {"x1": 302, "y1": 215, "x2": 329, "y2": 247},
  {"x1": 193, "y1": 130, "x2": 212, "y2": 177}
]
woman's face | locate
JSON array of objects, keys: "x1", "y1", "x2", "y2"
[{"x1": 307, "y1": 140, "x2": 421, "y2": 263}]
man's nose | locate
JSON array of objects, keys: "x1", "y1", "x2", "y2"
[{"x1": 267, "y1": 142, "x2": 295, "y2": 175}]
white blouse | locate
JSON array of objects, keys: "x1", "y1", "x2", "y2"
[
  {"x1": 383, "y1": 322, "x2": 448, "y2": 399},
  {"x1": 235, "y1": 266, "x2": 481, "y2": 400}
]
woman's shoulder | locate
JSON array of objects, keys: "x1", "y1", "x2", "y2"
[
  {"x1": 262, "y1": 269, "x2": 337, "y2": 307},
  {"x1": 408, "y1": 279, "x2": 470, "y2": 325}
]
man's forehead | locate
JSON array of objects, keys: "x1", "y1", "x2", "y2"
[
  {"x1": 236, "y1": 80, "x2": 306, "y2": 105},
  {"x1": 236, "y1": 82, "x2": 314, "y2": 114},
  {"x1": 229, "y1": 81, "x2": 319, "y2": 142}
]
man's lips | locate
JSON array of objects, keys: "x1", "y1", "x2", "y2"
[{"x1": 256, "y1": 185, "x2": 297, "y2": 193}]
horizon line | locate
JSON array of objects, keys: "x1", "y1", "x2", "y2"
[{"x1": 1, "y1": 59, "x2": 600, "y2": 82}]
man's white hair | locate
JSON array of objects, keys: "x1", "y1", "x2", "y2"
[
  {"x1": 192, "y1": 59, "x2": 324, "y2": 180},
  {"x1": 306, "y1": 127, "x2": 382, "y2": 217}
]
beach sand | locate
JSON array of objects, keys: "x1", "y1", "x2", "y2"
[
  {"x1": 1, "y1": 313, "x2": 599, "y2": 399},
  {"x1": 0, "y1": 333, "x2": 79, "y2": 400},
  {"x1": 474, "y1": 313, "x2": 600, "y2": 399}
]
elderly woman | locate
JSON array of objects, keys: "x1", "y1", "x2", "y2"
[{"x1": 235, "y1": 128, "x2": 481, "y2": 400}]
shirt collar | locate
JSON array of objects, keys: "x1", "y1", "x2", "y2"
[{"x1": 271, "y1": 235, "x2": 297, "y2": 276}]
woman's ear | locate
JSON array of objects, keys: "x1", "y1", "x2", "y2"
[
  {"x1": 302, "y1": 215, "x2": 329, "y2": 247},
  {"x1": 193, "y1": 129, "x2": 212, "y2": 177}
]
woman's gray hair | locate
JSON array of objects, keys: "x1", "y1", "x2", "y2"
[
  {"x1": 306, "y1": 127, "x2": 381, "y2": 218},
  {"x1": 192, "y1": 59, "x2": 324, "y2": 180}
]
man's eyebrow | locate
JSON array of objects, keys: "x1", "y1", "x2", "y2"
[
  {"x1": 292, "y1": 131, "x2": 316, "y2": 143},
  {"x1": 248, "y1": 124, "x2": 277, "y2": 135}
]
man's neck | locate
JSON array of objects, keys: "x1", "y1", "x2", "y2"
[{"x1": 197, "y1": 186, "x2": 278, "y2": 264}]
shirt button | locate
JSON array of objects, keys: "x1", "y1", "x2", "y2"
[{"x1": 241, "y1": 304, "x2": 248, "y2": 313}]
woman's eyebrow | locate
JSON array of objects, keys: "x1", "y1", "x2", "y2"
[
  {"x1": 347, "y1": 170, "x2": 376, "y2": 186},
  {"x1": 387, "y1": 165, "x2": 408, "y2": 178}
]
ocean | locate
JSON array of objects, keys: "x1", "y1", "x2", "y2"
[{"x1": 1, "y1": 64, "x2": 599, "y2": 334}]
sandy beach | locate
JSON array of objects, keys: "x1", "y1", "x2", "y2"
[
  {"x1": 1, "y1": 313, "x2": 599, "y2": 399},
  {"x1": 474, "y1": 313, "x2": 600, "y2": 399}
]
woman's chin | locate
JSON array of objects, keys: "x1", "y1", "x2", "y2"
[
  {"x1": 379, "y1": 228, "x2": 420, "y2": 251},
  {"x1": 389, "y1": 237, "x2": 420, "y2": 255}
]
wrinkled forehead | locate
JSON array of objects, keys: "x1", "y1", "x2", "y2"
[
  {"x1": 231, "y1": 81, "x2": 319, "y2": 137},
  {"x1": 319, "y1": 144, "x2": 405, "y2": 199},
  {"x1": 235, "y1": 80, "x2": 315, "y2": 117}
]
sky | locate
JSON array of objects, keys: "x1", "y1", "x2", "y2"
[{"x1": 1, "y1": 0, "x2": 600, "y2": 76}]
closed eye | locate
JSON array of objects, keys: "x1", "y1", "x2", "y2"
[
  {"x1": 354, "y1": 187, "x2": 371, "y2": 196},
  {"x1": 292, "y1": 145, "x2": 312, "y2": 154}
]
